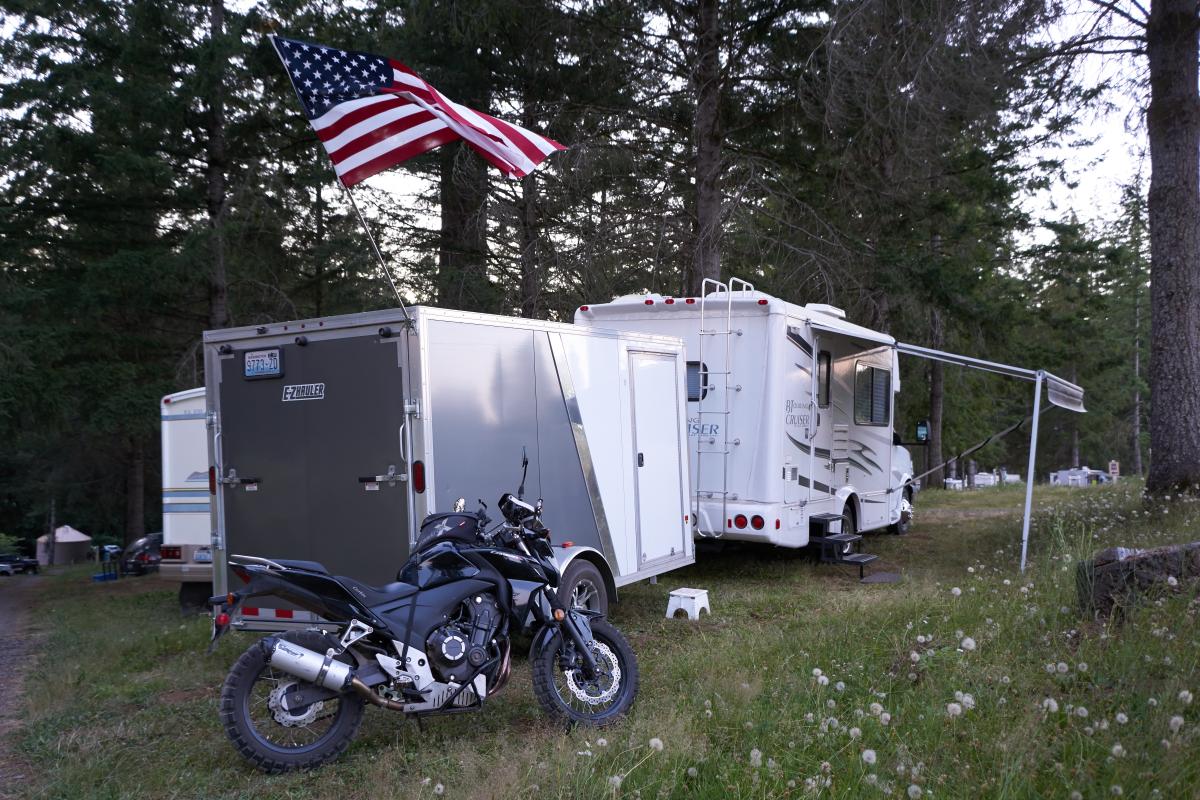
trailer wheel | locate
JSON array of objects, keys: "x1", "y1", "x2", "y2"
[{"x1": 559, "y1": 560, "x2": 609, "y2": 616}]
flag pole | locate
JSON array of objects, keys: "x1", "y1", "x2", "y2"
[{"x1": 340, "y1": 184, "x2": 412, "y2": 325}]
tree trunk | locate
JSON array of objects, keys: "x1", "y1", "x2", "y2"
[
  {"x1": 206, "y1": 0, "x2": 229, "y2": 330},
  {"x1": 125, "y1": 439, "x2": 145, "y2": 546},
  {"x1": 690, "y1": 0, "x2": 721, "y2": 296},
  {"x1": 519, "y1": 171, "x2": 539, "y2": 318},
  {"x1": 1132, "y1": 281, "x2": 1143, "y2": 476},
  {"x1": 928, "y1": 307, "x2": 945, "y2": 488},
  {"x1": 1146, "y1": 0, "x2": 1200, "y2": 493},
  {"x1": 438, "y1": 142, "x2": 489, "y2": 309}
]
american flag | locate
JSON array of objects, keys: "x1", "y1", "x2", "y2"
[{"x1": 270, "y1": 35, "x2": 566, "y2": 187}]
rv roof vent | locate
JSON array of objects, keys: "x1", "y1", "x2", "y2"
[{"x1": 805, "y1": 303, "x2": 847, "y2": 319}]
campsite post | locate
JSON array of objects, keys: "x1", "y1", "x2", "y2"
[{"x1": 1019, "y1": 371, "x2": 1044, "y2": 573}]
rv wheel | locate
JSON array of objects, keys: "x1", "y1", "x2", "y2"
[
  {"x1": 889, "y1": 488, "x2": 913, "y2": 535},
  {"x1": 559, "y1": 560, "x2": 609, "y2": 616},
  {"x1": 841, "y1": 507, "x2": 857, "y2": 554}
]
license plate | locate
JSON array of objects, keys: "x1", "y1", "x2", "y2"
[
  {"x1": 244, "y1": 349, "x2": 282, "y2": 379},
  {"x1": 194, "y1": 548, "x2": 212, "y2": 564}
]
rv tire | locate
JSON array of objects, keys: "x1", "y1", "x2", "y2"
[{"x1": 559, "y1": 560, "x2": 609, "y2": 616}]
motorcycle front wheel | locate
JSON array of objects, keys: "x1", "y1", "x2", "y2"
[
  {"x1": 531, "y1": 618, "x2": 639, "y2": 726},
  {"x1": 219, "y1": 630, "x2": 365, "y2": 773}
]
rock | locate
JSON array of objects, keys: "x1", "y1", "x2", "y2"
[{"x1": 1076, "y1": 541, "x2": 1200, "y2": 617}]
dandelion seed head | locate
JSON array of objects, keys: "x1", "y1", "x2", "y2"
[
  {"x1": 870, "y1": 702, "x2": 884, "y2": 716},
  {"x1": 608, "y1": 775, "x2": 623, "y2": 789},
  {"x1": 1111, "y1": 785, "x2": 1123, "y2": 796},
  {"x1": 1076, "y1": 706, "x2": 1089, "y2": 718},
  {"x1": 908, "y1": 784, "x2": 923, "y2": 799},
  {"x1": 850, "y1": 727, "x2": 862, "y2": 739},
  {"x1": 649, "y1": 737, "x2": 663, "y2": 752},
  {"x1": 434, "y1": 785, "x2": 444, "y2": 796},
  {"x1": 687, "y1": 767, "x2": 698, "y2": 778},
  {"x1": 1168, "y1": 576, "x2": 1179, "y2": 587},
  {"x1": 910, "y1": 652, "x2": 921, "y2": 663},
  {"x1": 1116, "y1": 712, "x2": 1128, "y2": 725},
  {"x1": 812, "y1": 668, "x2": 823, "y2": 677},
  {"x1": 1169, "y1": 715, "x2": 1184, "y2": 733},
  {"x1": 1042, "y1": 698, "x2": 1059, "y2": 713},
  {"x1": 835, "y1": 681, "x2": 846, "y2": 692},
  {"x1": 961, "y1": 636, "x2": 976, "y2": 651},
  {"x1": 1077, "y1": 662, "x2": 1088, "y2": 672},
  {"x1": 817, "y1": 674, "x2": 830, "y2": 686},
  {"x1": 881, "y1": 712, "x2": 892, "y2": 725},
  {"x1": 1056, "y1": 662, "x2": 1069, "y2": 674},
  {"x1": 862, "y1": 749, "x2": 877, "y2": 765},
  {"x1": 946, "y1": 702, "x2": 963, "y2": 718},
  {"x1": 1179, "y1": 690, "x2": 1194, "y2": 705},
  {"x1": 749, "y1": 748, "x2": 763, "y2": 768},
  {"x1": 1111, "y1": 743, "x2": 1124, "y2": 758},
  {"x1": 951, "y1": 587, "x2": 962, "y2": 597}
]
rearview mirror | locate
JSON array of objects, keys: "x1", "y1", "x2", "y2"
[{"x1": 915, "y1": 419, "x2": 930, "y2": 443}]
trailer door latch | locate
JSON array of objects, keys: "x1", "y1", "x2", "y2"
[
  {"x1": 359, "y1": 464, "x2": 404, "y2": 485},
  {"x1": 637, "y1": 453, "x2": 645, "y2": 467}
]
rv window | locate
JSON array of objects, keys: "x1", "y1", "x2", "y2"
[
  {"x1": 854, "y1": 362, "x2": 890, "y2": 426},
  {"x1": 817, "y1": 351, "x2": 831, "y2": 407},
  {"x1": 686, "y1": 361, "x2": 708, "y2": 402}
]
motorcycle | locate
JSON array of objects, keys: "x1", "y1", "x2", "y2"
[{"x1": 208, "y1": 475, "x2": 639, "y2": 773}]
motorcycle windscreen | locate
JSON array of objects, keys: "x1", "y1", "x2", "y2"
[{"x1": 218, "y1": 334, "x2": 409, "y2": 587}]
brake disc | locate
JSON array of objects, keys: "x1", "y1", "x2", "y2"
[
  {"x1": 268, "y1": 681, "x2": 324, "y2": 727},
  {"x1": 564, "y1": 641, "x2": 621, "y2": 706}
]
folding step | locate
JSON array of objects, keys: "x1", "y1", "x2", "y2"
[
  {"x1": 840, "y1": 552, "x2": 878, "y2": 579},
  {"x1": 813, "y1": 532, "x2": 860, "y2": 545}
]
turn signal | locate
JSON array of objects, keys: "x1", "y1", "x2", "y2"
[
  {"x1": 553, "y1": 609, "x2": 566, "y2": 621},
  {"x1": 560, "y1": 540, "x2": 574, "y2": 548},
  {"x1": 226, "y1": 592, "x2": 236, "y2": 605}
]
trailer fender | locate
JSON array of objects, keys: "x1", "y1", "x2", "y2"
[{"x1": 555, "y1": 546, "x2": 618, "y2": 607}]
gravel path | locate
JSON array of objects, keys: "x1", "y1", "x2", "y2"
[{"x1": 0, "y1": 574, "x2": 41, "y2": 798}]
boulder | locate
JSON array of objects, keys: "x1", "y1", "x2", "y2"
[{"x1": 1076, "y1": 541, "x2": 1200, "y2": 617}]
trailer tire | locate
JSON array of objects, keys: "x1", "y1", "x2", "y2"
[{"x1": 559, "y1": 560, "x2": 609, "y2": 616}]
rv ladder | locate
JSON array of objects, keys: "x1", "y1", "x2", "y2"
[{"x1": 694, "y1": 277, "x2": 755, "y2": 537}]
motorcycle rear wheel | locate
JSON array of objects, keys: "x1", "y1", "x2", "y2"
[
  {"x1": 531, "y1": 618, "x2": 639, "y2": 726},
  {"x1": 219, "y1": 630, "x2": 365, "y2": 773}
]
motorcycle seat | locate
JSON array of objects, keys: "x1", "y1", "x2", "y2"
[
  {"x1": 273, "y1": 559, "x2": 330, "y2": 573},
  {"x1": 337, "y1": 576, "x2": 418, "y2": 606}
]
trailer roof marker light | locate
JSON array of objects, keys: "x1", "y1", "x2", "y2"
[
  {"x1": 412, "y1": 461, "x2": 426, "y2": 493},
  {"x1": 579, "y1": 305, "x2": 589, "y2": 312},
  {"x1": 751, "y1": 515, "x2": 765, "y2": 530}
]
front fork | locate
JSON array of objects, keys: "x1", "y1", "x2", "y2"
[{"x1": 533, "y1": 595, "x2": 601, "y2": 678}]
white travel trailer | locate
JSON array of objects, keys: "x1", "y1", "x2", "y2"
[
  {"x1": 576, "y1": 284, "x2": 915, "y2": 571},
  {"x1": 160, "y1": 388, "x2": 215, "y2": 607},
  {"x1": 204, "y1": 306, "x2": 693, "y2": 630}
]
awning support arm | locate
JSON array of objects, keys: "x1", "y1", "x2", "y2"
[{"x1": 1019, "y1": 371, "x2": 1044, "y2": 573}]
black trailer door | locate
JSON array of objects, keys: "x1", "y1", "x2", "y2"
[{"x1": 218, "y1": 334, "x2": 409, "y2": 585}]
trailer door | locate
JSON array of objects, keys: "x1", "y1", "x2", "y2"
[
  {"x1": 629, "y1": 351, "x2": 688, "y2": 568},
  {"x1": 217, "y1": 334, "x2": 409, "y2": 586}
]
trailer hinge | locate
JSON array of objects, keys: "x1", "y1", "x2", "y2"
[
  {"x1": 206, "y1": 411, "x2": 218, "y2": 429},
  {"x1": 211, "y1": 530, "x2": 224, "y2": 550},
  {"x1": 404, "y1": 399, "x2": 421, "y2": 417}
]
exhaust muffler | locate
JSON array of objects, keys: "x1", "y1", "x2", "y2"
[{"x1": 267, "y1": 638, "x2": 355, "y2": 692}]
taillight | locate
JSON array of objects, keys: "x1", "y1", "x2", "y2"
[
  {"x1": 215, "y1": 612, "x2": 230, "y2": 627},
  {"x1": 160, "y1": 546, "x2": 181, "y2": 560},
  {"x1": 685, "y1": 298, "x2": 696, "y2": 304},
  {"x1": 665, "y1": 298, "x2": 675, "y2": 304},
  {"x1": 734, "y1": 514, "x2": 748, "y2": 529},
  {"x1": 412, "y1": 461, "x2": 425, "y2": 493},
  {"x1": 644, "y1": 299, "x2": 654, "y2": 305},
  {"x1": 209, "y1": 466, "x2": 216, "y2": 495},
  {"x1": 751, "y1": 515, "x2": 765, "y2": 530},
  {"x1": 137, "y1": 552, "x2": 149, "y2": 562},
  {"x1": 757, "y1": 299, "x2": 768, "y2": 305}
]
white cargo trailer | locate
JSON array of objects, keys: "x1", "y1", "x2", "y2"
[
  {"x1": 160, "y1": 388, "x2": 215, "y2": 607},
  {"x1": 204, "y1": 306, "x2": 694, "y2": 630},
  {"x1": 576, "y1": 286, "x2": 914, "y2": 573}
]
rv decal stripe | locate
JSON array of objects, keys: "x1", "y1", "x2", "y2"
[
  {"x1": 161, "y1": 412, "x2": 207, "y2": 421},
  {"x1": 797, "y1": 475, "x2": 834, "y2": 495},
  {"x1": 785, "y1": 433, "x2": 830, "y2": 460},
  {"x1": 786, "y1": 329, "x2": 813, "y2": 356},
  {"x1": 546, "y1": 333, "x2": 620, "y2": 570},
  {"x1": 163, "y1": 503, "x2": 211, "y2": 513},
  {"x1": 162, "y1": 490, "x2": 210, "y2": 498}
]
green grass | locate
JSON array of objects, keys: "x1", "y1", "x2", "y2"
[{"x1": 13, "y1": 481, "x2": 1200, "y2": 799}]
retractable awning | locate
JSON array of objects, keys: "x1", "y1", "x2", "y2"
[{"x1": 894, "y1": 341, "x2": 1086, "y2": 572}]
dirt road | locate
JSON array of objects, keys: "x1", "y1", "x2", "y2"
[{"x1": 0, "y1": 574, "x2": 40, "y2": 797}]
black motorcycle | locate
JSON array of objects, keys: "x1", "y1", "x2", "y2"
[{"x1": 209, "y1": 489, "x2": 639, "y2": 773}]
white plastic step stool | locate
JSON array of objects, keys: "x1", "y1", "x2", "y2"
[{"x1": 666, "y1": 588, "x2": 710, "y2": 620}]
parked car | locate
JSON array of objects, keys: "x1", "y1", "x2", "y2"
[
  {"x1": 0, "y1": 562, "x2": 13, "y2": 576},
  {"x1": 0, "y1": 553, "x2": 38, "y2": 574},
  {"x1": 121, "y1": 533, "x2": 162, "y2": 575}
]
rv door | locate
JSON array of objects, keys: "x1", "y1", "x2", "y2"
[{"x1": 629, "y1": 351, "x2": 688, "y2": 567}]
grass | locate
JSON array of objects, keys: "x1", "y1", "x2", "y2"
[{"x1": 11, "y1": 481, "x2": 1200, "y2": 799}]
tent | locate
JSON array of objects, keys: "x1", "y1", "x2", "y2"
[{"x1": 37, "y1": 525, "x2": 93, "y2": 565}]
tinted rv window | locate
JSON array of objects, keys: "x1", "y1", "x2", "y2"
[
  {"x1": 817, "y1": 351, "x2": 831, "y2": 407},
  {"x1": 854, "y1": 362, "x2": 890, "y2": 426},
  {"x1": 686, "y1": 361, "x2": 708, "y2": 401}
]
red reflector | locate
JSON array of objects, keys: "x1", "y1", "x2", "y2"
[
  {"x1": 775, "y1": 518, "x2": 781, "y2": 530},
  {"x1": 580, "y1": 305, "x2": 589, "y2": 312},
  {"x1": 412, "y1": 461, "x2": 426, "y2": 493},
  {"x1": 757, "y1": 299, "x2": 768, "y2": 305},
  {"x1": 242, "y1": 607, "x2": 259, "y2": 616},
  {"x1": 561, "y1": 540, "x2": 574, "y2": 548},
  {"x1": 644, "y1": 299, "x2": 654, "y2": 305},
  {"x1": 734, "y1": 514, "x2": 748, "y2": 529},
  {"x1": 727, "y1": 518, "x2": 732, "y2": 527},
  {"x1": 209, "y1": 466, "x2": 216, "y2": 495},
  {"x1": 665, "y1": 298, "x2": 675, "y2": 304},
  {"x1": 685, "y1": 298, "x2": 696, "y2": 304},
  {"x1": 751, "y1": 515, "x2": 765, "y2": 530},
  {"x1": 275, "y1": 609, "x2": 294, "y2": 619},
  {"x1": 215, "y1": 612, "x2": 230, "y2": 626},
  {"x1": 684, "y1": 514, "x2": 689, "y2": 523}
]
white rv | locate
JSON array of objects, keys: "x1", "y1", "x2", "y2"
[
  {"x1": 204, "y1": 306, "x2": 694, "y2": 629},
  {"x1": 576, "y1": 285, "x2": 914, "y2": 565},
  {"x1": 160, "y1": 388, "x2": 215, "y2": 607}
]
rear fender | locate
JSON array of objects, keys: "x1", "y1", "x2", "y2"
[{"x1": 555, "y1": 546, "x2": 617, "y2": 604}]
